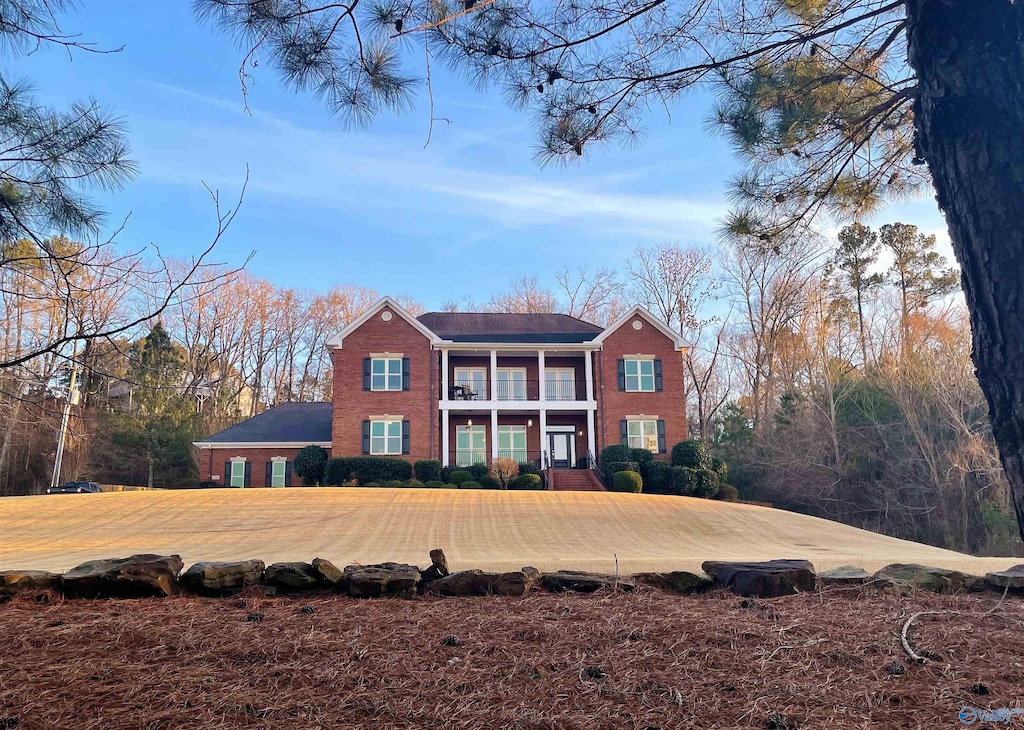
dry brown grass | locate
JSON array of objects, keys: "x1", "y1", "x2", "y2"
[
  {"x1": 1, "y1": 588, "x2": 1022, "y2": 729},
  {"x1": 0, "y1": 488, "x2": 1017, "y2": 574}
]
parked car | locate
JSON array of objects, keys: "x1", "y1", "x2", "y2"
[{"x1": 46, "y1": 481, "x2": 102, "y2": 494}]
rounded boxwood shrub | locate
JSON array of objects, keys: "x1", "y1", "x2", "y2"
[
  {"x1": 449, "y1": 470, "x2": 474, "y2": 486},
  {"x1": 670, "y1": 466, "x2": 699, "y2": 496},
  {"x1": 604, "y1": 460, "x2": 638, "y2": 475},
  {"x1": 406, "y1": 479, "x2": 425, "y2": 488},
  {"x1": 467, "y1": 463, "x2": 489, "y2": 480},
  {"x1": 693, "y1": 468, "x2": 720, "y2": 499},
  {"x1": 600, "y1": 444, "x2": 632, "y2": 468},
  {"x1": 671, "y1": 440, "x2": 712, "y2": 469},
  {"x1": 716, "y1": 483, "x2": 739, "y2": 502},
  {"x1": 509, "y1": 473, "x2": 543, "y2": 490},
  {"x1": 517, "y1": 462, "x2": 541, "y2": 476},
  {"x1": 414, "y1": 460, "x2": 443, "y2": 483},
  {"x1": 459, "y1": 480, "x2": 483, "y2": 489},
  {"x1": 294, "y1": 445, "x2": 329, "y2": 486},
  {"x1": 478, "y1": 475, "x2": 501, "y2": 490},
  {"x1": 611, "y1": 470, "x2": 643, "y2": 493},
  {"x1": 641, "y1": 460, "x2": 673, "y2": 494},
  {"x1": 424, "y1": 480, "x2": 446, "y2": 488}
]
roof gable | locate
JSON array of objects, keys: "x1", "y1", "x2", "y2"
[
  {"x1": 594, "y1": 306, "x2": 689, "y2": 350},
  {"x1": 326, "y1": 296, "x2": 439, "y2": 348}
]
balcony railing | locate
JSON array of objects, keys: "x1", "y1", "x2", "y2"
[
  {"x1": 445, "y1": 379, "x2": 588, "y2": 401},
  {"x1": 453, "y1": 450, "x2": 543, "y2": 468}
]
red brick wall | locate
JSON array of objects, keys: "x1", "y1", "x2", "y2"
[
  {"x1": 596, "y1": 313, "x2": 688, "y2": 461},
  {"x1": 331, "y1": 308, "x2": 437, "y2": 461},
  {"x1": 201, "y1": 447, "x2": 308, "y2": 487}
]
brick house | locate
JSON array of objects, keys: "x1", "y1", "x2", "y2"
[{"x1": 194, "y1": 296, "x2": 689, "y2": 487}]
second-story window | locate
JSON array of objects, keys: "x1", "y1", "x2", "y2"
[
  {"x1": 371, "y1": 357, "x2": 403, "y2": 391},
  {"x1": 624, "y1": 358, "x2": 656, "y2": 392}
]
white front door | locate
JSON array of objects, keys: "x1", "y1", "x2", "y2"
[{"x1": 549, "y1": 432, "x2": 574, "y2": 467}]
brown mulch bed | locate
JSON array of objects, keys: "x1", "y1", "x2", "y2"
[{"x1": 1, "y1": 588, "x2": 1022, "y2": 729}]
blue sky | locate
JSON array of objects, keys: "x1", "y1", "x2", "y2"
[{"x1": 10, "y1": 3, "x2": 951, "y2": 311}]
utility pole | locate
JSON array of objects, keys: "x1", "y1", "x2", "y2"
[{"x1": 50, "y1": 343, "x2": 80, "y2": 491}]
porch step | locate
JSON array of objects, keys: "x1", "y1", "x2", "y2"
[{"x1": 549, "y1": 468, "x2": 606, "y2": 492}]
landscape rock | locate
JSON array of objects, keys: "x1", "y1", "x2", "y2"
[
  {"x1": 345, "y1": 562, "x2": 421, "y2": 597},
  {"x1": 312, "y1": 558, "x2": 346, "y2": 588},
  {"x1": 539, "y1": 570, "x2": 633, "y2": 593},
  {"x1": 420, "y1": 548, "x2": 450, "y2": 583},
  {"x1": 631, "y1": 570, "x2": 713, "y2": 594},
  {"x1": 62, "y1": 554, "x2": 183, "y2": 598},
  {"x1": 819, "y1": 566, "x2": 871, "y2": 587},
  {"x1": 425, "y1": 569, "x2": 532, "y2": 596},
  {"x1": 263, "y1": 562, "x2": 321, "y2": 591},
  {"x1": 871, "y1": 564, "x2": 984, "y2": 594},
  {"x1": 984, "y1": 564, "x2": 1024, "y2": 593},
  {"x1": 701, "y1": 559, "x2": 816, "y2": 598},
  {"x1": 0, "y1": 570, "x2": 61, "y2": 599},
  {"x1": 180, "y1": 560, "x2": 265, "y2": 595}
]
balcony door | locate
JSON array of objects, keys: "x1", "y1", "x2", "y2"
[
  {"x1": 453, "y1": 367, "x2": 487, "y2": 400},
  {"x1": 545, "y1": 368, "x2": 576, "y2": 401},
  {"x1": 496, "y1": 368, "x2": 527, "y2": 401}
]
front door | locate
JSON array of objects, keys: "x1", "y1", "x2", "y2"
[{"x1": 549, "y1": 432, "x2": 574, "y2": 468}]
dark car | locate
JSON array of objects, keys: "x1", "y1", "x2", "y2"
[{"x1": 46, "y1": 481, "x2": 103, "y2": 494}]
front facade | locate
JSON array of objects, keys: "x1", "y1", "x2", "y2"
[{"x1": 195, "y1": 297, "x2": 689, "y2": 484}]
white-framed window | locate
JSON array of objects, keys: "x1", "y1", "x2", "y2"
[
  {"x1": 271, "y1": 459, "x2": 286, "y2": 487},
  {"x1": 456, "y1": 425, "x2": 487, "y2": 466},
  {"x1": 545, "y1": 368, "x2": 576, "y2": 400},
  {"x1": 627, "y1": 420, "x2": 659, "y2": 452},
  {"x1": 371, "y1": 357, "x2": 403, "y2": 391},
  {"x1": 497, "y1": 425, "x2": 528, "y2": 462},
  {"x1": 496, "y1": 368, "x2": 527, "y2": 400},
  {"x1": 370, "y1": 419, "x2": 403, "y2": 455},
  {"x1": 624, "y1": 358, "x2": 655, "y2": 392},
  {"x1": 229, "y1": 459, "x2": 246, "y2": 488},
  {"x1": 454, "y1": 367, "x2": 487, "y2": 400}
]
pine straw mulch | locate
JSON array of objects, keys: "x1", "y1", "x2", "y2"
[{"x1": 1, "y1": 587, "x2": 1023, "y2": 729}]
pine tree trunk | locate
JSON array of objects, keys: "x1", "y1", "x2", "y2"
[{"x1": 907, "y1": 0, "x2": 1024, "y2": 540}]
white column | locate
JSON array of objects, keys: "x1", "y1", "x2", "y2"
[
  {"x1": 441, "y1": 349, "x2": 449, "y2": 402},
  {"x1": 538, "y1": 350, "x2": 546, "y2": 401},
  {"x1": 490, "y1": 349, "x2": 498, "y2": 402},
  {"x1": 586, "y1": 408, "x2": 596, "y2": 463},
  {"x1": 539, "y1": 408, "x2": 547, "y2": 468},
  {"x1": 441, "y1": 410, "x2": 450, "y2": 467},
  {"x1": 491, "y1": 409, "x2": 499, "y2": 462},
  {"x1": 584, "y1": 349, "x2": 594, "y2": 401}
]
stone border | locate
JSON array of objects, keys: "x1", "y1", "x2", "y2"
[{"x1": 2, "y1": 553, "x2": 1022, "y2": 601}]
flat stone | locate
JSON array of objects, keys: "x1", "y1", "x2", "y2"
[
  {"x1": 345, "y1": 562, "x2": 421, "y2": 598},
  {"x1": 420, "y1": 548, "x2": 450, "y2": 583},
  {"x1": 702, "y1": 559, "x2": 816, "y2": 598},
  {"x1": 819, "y1": 566, "x2": 871, "y2": 587},
  {"x1": 539, "y1": 570, "x2": 633, "y2": 593},
  {"x1": 0, "y1": 570, "x2": 61, "y2": 598},
  {"x1": 985, "y1": 564, "x2": 1024, "y2": 592},
  {"x1": 263, "y1": 562, "x2": 321, "y2": 591},
  {"x1": 312, "y1": 558, "x2": 346, "y2": 588},
  {"x1": 872, "y1": 564, "x2": 984, "y2": 594},
  {"x1": 426, "y1": 569, "x2": 531, "y2": 597},
  {"x1": 632, "y1": 571, "x2": 713, "y2": 594},
  {"x1": 180, "y1": 560, "x2": 265, "y2": 595},
  {"x1": 62, "y1": 554, "x2": 183, "y2": 599}
]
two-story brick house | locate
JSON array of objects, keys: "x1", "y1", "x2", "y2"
[{"x1": 194, "y1": 296, "x2": 688, "y2": 487}]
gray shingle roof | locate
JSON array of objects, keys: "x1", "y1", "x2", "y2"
[
  {"x1": 198, "y1": 402, "x2": 333, "y2": 444},
  {"x1": 417, "y1": 312, "x2": 603, "y2": 343}
]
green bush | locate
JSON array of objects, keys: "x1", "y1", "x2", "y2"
[
  {"x1": 467, "y1": 463, "x2": 489, "y2": 480},
  {"x1": 710, "y1": 456, "x2": 728, "y2": 481},
  {"x1": 600, "y1": 444, "x2": 632, "y2": 468},
  {"x1": 448, "y1": 470, "x2": 474, "y2": 486},
  {"x1": 693, "y1": 469, "x2": 720, "y2": 499},
  {"x1": 424, "y1": 480, "x2": 446, "y2": 489},
  {"x1": 670, "y1": 466, "x2": 699, "y2": 496},
  {"x1": 630, "y1": 448, "x2": 654, "y2": 467},
  {"x1": 716, "y1": 483, "x2": 739, "y2": 502},
  {"x1": 406, "y1": 479, "x2": 425, "y2": 488},
  {"x1": 294, "y1": 445, "x2": 329, "y2": 486},
  {"x1": 604, "y1": 460, "x2": 638, "y2": 475},
  {"x1": 414, "y1": 460, "x2": 443, "y2": 483},
  {"x1": 611, "y1": 470, "x2": 643, "y2": 493},
  {"x1": 641, "y1": 460, "x2": 673, "y2": 494},
  {"x1": 517, "y1": 462, "x2": 541, "y2": 476},
  {"x1": 671, "y1": 440, "x2": 712, "y2": 469},
  {"x1": 509, "y1": 473, "x2": 543, "y2": 490},
  {"x1": 324, "y1": 457, "x2": 413, "y2": 485},
  {"x1": 459, "y1": 480, "x2": 483, "y2": 489},
  {"x1": 478, "y1": 475, "x2": 501, "y2": 489}
]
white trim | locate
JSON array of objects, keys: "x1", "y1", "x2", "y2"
[
  {"x1": 369, "y1": 352, "x2": 404, "y2": 358},
  {"x1": 271, "y1": 456, "x2": 288, "y2": 463},
  {"x1": 545, "y1": 425, "x2": 576, "y2": 432},
  {"x1": 193, "y1": 441, "x2": 332, "y2": 449},
  {"x1": 368, "y1": 418, "x2": 403, "y2": 455},
  {"x1": 436, "y1": 341, "x2": 601, "y2": 351},
  {"x1": 370, "y1": 356, "x2": 404, "y2": 391},
  {"x1": 326, "y1": 296, "x2": 440, "y2": 348},
  {"x1": 229, "y1": 456, "x2": 247, "y2": 463},
  {"x1": 593, "y1": 305, "x2": 689, "y2": 350},
  {"x1": 623, "y1": 356, "x2": 656, "y2": 392}
]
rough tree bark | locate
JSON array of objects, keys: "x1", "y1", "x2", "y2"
[{"x1": 907, "y1": 0, "x2": 1024, "y2": 539}]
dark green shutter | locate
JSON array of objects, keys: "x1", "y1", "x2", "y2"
[
  {"x1": 285, "y1": 461, "x2": 293, "y2": 487},
  {"x1": 402, "y1": 420, "x2": 410, "y2": 455},
  {"x1": 362, "y1": 420, "x2": 371, "y2": 454},
  {"x1": 617, "y1": 359, "x2": 626, "y2": 390},
  {"x1": 243, "y1": 461, "x2": 251, "y2": 488},
  {"x1": 224, "y1": 460, "x2": 230, "y2": 486},
  {"x1": 620, "y1": 420, "x2": 628, "y2": 445},
  {"x1": 657, "y1": 420, "x2": 666, "y2": 454},
  {"x1": 402, "y1": 358, "x2": 410, "y2": 391},
  {"x1": 265, "y1": 461, "x2": 272, "y2": 487},
  {"x1": 363, "y1": 358, "x2": 371, "y2": 390},
  {"x1": 654, "y1": 359, "x2": 663, "y2": 391}
]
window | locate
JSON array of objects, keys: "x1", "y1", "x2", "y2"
[
  {"x1": 545, "y1": 368, "x2": 576, "y2": 400},
  {"x1": 627, "y1": 420, "x2": 659, "y2": 451},
  {"x1": 370, "y1": 419, "x2": 403, "y2": 455},
  {"x1": 371, "y1": 357, "x2": 403, "y2": 391},
  {"x1": 456, "y1": 425, "x2": 487, "y2": 466},
  {"x1": 229, "y1": 460, "x2": 246, "y2": 488},
  {"x1": 624, "y1": 359, "x2": 655, "y2": 392},
  {"x1": 497, "y1": 368, "x2": 527, "y2": 400},
  {"x1": 497, "y1": 425, "x2": 528, "y2": 462},
  {"x1": 454, "y1": 367, "x2": 487, "y2": 400},
  {"x1": 271, "y1": 460, "x2": 286, "y2": 488}
]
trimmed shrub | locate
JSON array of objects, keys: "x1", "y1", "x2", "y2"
[
  {"x1": 489, "y1": 457, "x2": 519, "y2": 488},
  {"x1": 406, "y1": 479, "x2": 426, "y2": 488},
  {"x1": 641, "y1": 460, "x2": 673, "y2": 494},
  {"x1": 509, "y1": 473, "x2": 543, "y2": 490},
  {"x1": 693, "y1": 468, "x2": 720, "y2": 499},
  {"x1": 478, "y1": 475, "x2": 501, "y2": 490},
  {"x1": 388, "y1": 480, "x2": 406, "y2": 488},
  {"x1": 441, "y1": 466, "x2": 455, "y2": 483},
  {"x1": 459, "y1": 480, "x2": 483, "y2": 489},
  {"x1": 710, "y1": 456, "x2": 729, "y2": 481},
  {"x1": 630, "y1": 448, "x2": 654, "y2": 467},
  {"x1": 600, "y1": 444, "x2": 632, "y2": 468},
  {"x1": 716, "y1": 483, "x2": 740, "y2": 502},
  {"x1": 294, "y1": 445, "x2": 329, "y2": 486},
  {"x1": 669, "y1": 466, "x2": 699, "y2": 496},
  {"x1": 324, "y1": 457, "x2": 413, "y2": 486},
  {"x1": 467, "y1": 463, "x2": 489, "y2": 480},
  {"x1": 448, "y1": 470, "x2": 474, "y2": 486},
  {"x1": 604, "y1": 460, "x2": 638, "y2": 475},
  {"x1": 517, "y1": 462, "x2": 541, "y2": 476},
  {"x1": 424, "y1": 480, "x2": 446, "y2": 489},
  {"x1": 671, "y1": 440, "x2": 712, "y2": 469},
  {"x1": 414, "y1": 460, "x2": 443, "y2": 483},
  {"x1": 611, "y1": 470, "x2": 643, "y2": 493}
]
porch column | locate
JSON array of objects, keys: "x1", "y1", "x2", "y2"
[
  {"x1": 584, "y1": 349, "x2": 594, "y2": 401},
  {"x1": 538, "y1": 350, "x2": 546, "y2": 401},
  {"x1": 586, "y1": 408, "x2": 596, "y2": 463},
  {"x1": 539, "y1": 408, "x2": 547, "y2": 468},
  {"x1": 490, "y1": 349, "x2": 498, "y2": 402},
  {"x1": 491, "y1": 409, "x2": 499, "y2": 462},
  {"x1": 441, "y1": 349, "x2": 449, "y2": 402},
  {"x1": 441, "y1": 409, "x2": 450, "y2": 467}
]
